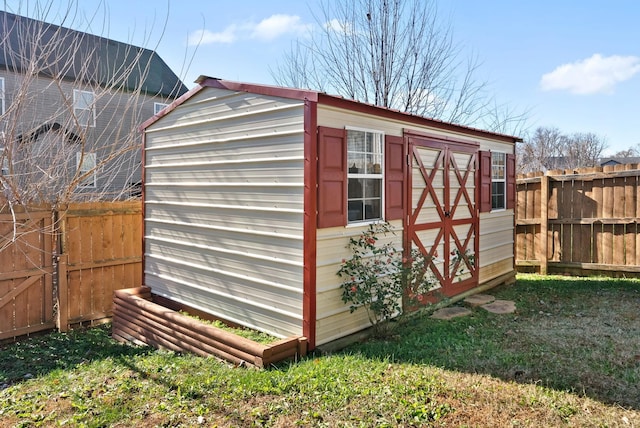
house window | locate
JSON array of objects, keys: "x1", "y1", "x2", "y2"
[
  {"x1": 154, "y1": 102, "x2": 169, "y2": 115},
  {"x1": 0, "y1": 145, "x2": 8, "y2": 175},
  {"x1": 491, "y1": 152, "x2": 506, "y2": 210},
  {"x1": 73, "y1": 89, "x2": 95, "y2": 127},
  {"x1": 0, "y1": 77, "x2": 5, "y2": 115},
  {"x1": 347, "y1": 129, "x2": 384, "y2": 223},
  {"x1": 76, "y1": 152, "x2": 96, "y2": 188}
]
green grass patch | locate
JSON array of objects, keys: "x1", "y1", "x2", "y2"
[
  {"x1": 1, "y1": 274, "x2": 639, "y2": 426},
  {"x1": 178, "y1": 311, "x2": 278, "y2": 345}
]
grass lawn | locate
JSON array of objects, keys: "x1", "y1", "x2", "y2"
[{"x1": 1, "y1": 274, "x2": 639, "y2": 427}]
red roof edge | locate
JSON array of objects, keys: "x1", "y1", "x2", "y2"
[
  {"x1": 196, "y1": 76, "x2": 320, "y2": 103},
  {"x1": 139, "y1": 83, "x2": 205, "y2": 130},
  {"x1": 318, "y1": 93, "x2": 522, "y2": 144},
  {"x1": 143, "y1": 75, "x2": 522, "y2": 144}
]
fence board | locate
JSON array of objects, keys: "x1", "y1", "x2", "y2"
[
  {"x1": 0, "y1": 201, "x2": 142, "y2": 341},
  {"x1": 516, "y1": 166, "x2": 640, "y2": 277}
]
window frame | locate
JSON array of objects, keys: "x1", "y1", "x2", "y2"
[
  {"x1": 0, "y1": 144, "x2": 8, "y2": 176},
  {"x1": 491, "y1": 151, "x2": 506, "y2": 211},
  {"x1": 0, "y1": 77, "x2": 5, "y2": 115},
  {"x1": 76, "y1": 151, "x2": 97, "y2": 188},
  {"x1": 73, "y1": 89, "x2": 96, "y2": 127},
  {"x1": 154, "y1": 102, "x2": 169, "y2": 115},
  {"x1": 346, "y1": 127, "x2": 385, "y2": 225}
]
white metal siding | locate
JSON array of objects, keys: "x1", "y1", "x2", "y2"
[
  {"x1": 144, "y1": 87, "x2": 305, "y2": 339},
  {"x1": 315, "y1": 220, "x2": 404, "y2": 346}
]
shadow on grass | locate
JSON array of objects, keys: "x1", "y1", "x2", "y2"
[
  {"x1": 0, "y1": 324, "x2": 153, "y2": 387},
  {"x1": 342, "y1": 275, "x2": 640, "y2": 410}
]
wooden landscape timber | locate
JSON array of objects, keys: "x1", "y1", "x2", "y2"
[{"x1": 112, "y1": 287, "x2": 308, "y2": 368}]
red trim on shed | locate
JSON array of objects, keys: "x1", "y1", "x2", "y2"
[
  {"x1": 506, "y1": 153, "x2": 516, "y2": 210},
  {"x1": 479, "y1": 150, "x2": 492, "y2": 213},
  {"x1": 317, "y1": 126, "x2": 348, "y2": 228},
  {"x1": 384, "y1": 135, "x2": 406, "y2": 220},
  {"x1": 303, "y1": 99, "x2": 318, "y2": 350}
]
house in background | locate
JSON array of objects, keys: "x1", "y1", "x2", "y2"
[
  {"x1": 599, "y1": 157, "x2": 640, "y2": 167},
  {"x1": 140, "y1": 77, "x2": 521, "y2": 350},
  {"x1": 0, "y1": 10, "x2": 188, "y2": 202}
]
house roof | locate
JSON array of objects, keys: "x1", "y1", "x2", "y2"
[
  {"x1": 142, "y1": 75, "x2": 522, "y2": 144},
  {"x1": 599, "y1": 157, "x2": 640, "y2": 166},
  {"x1": 0, "y1": 11, "x2": 188, "y2": 99}
]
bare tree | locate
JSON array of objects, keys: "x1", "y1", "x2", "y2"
[
  {"x1": 565, "y1": 132, "x2": 607, "y2": 170},
  {"x1": 517, "y1": 126, "x2": 607, "y2": 173},
  {"x1": 612, "y1": 144, "x2": 640, "y2": 158},
  {"x1": 0, "y1": 3, "x2": 187, "y2": 252},
  {"x1": 271, "y1": 0, "x2": 527, "y2": 134}
]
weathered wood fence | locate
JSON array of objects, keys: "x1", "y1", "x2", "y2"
[
  {"x1": 516, "y1": 164, "x2": 640, "y2": 276},
  {"x1": 0, "y1": 201, "x2": 142, "y2": 342}
]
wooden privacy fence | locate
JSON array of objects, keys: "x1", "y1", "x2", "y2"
[
  {"x1": 0, "y1": 201, "x2": 142, "y2": 342},
  {"x1": 516, "y1": 164, "x2": 640, "y2": 276}
]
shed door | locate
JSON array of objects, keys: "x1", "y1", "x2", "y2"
[{"x1": 405, "y1": 136, "x2": 479, "y2": 298}]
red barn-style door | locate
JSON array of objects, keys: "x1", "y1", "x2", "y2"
[{"x1": 405, "y1": 135, "x2": 479, "y2": 298}]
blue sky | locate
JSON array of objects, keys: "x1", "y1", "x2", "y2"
[{"x1": 5, "y1": 1, "x2": 640, "y2": 154}]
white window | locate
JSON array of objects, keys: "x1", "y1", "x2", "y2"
[
  {"x1": 73, "y1": 89, "x2": 95, "y2": 127},
  {"x1": 491, "y1": 152, "x2": 506, "y2": 210},
  {"x1": 76, "y1": 152, "x2": 96, "y2": 188},
  {"x1": 154, "y1": 102, "x2": 169, "y2": 115},
  {"x1": 347, "y1": 129, "x2": 384, "y2": 223},
  {"x1": 0, "y1": 77, "x2": 5, "y2": 115}
]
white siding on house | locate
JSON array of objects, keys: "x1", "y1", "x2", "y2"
[
  {"x1": 144, "y1": 87, "x2": 306, "y2": 339},
  {"x1": 0, "y1": 71, "x2": 166, "y2": 199}
]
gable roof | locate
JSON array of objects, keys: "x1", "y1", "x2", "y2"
[
  {"x1": 0, "y1": 11, "x2": 188, "y2": 99},
  {"x1": 143, "y1": 75, "x2": 522, "y2": 144}
]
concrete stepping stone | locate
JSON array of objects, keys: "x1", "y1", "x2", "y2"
[
  {"x1": 463, "y1": 293, "x2": 495, "y2": 308},
  {"x1": 431, "y1": 306, "x2": 472, "y2": 320},
  {"x1": 481, "y1": 300, "x2": 516, "y2": 314}
]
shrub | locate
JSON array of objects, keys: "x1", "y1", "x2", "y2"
[{"x1": 336, "y1": 222, "x2": 443, "y2": 333}]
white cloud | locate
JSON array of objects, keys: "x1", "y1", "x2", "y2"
[
  {"x1": 188, "y1": 27, "x2": 237, "y2": 46},
  {"x1": 540, "y1": 54, "x2": 640, "y2": 95},
  {"x1": 251, "y1": 14, "x2": 309, "y2": 41},
  {"x1": 189, "y1": 14, "x2": 309, "y2": 46}
]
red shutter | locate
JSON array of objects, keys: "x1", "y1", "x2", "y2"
[
  {"x1": 317, "y1": 126, "x2": 347, "y2": 228},
  {"x1": 506, "y1": 153, "x2": 516, "y2": 210},
  {"x1": 385, "y1": 135, "x2": 405, "y2": 220},
  {"x1": 479, "y1": 150, "x2": 492, "y2": 213}
]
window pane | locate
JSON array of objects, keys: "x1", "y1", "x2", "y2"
[
  {"x1": 363, "y1": 178, "x2": 381, "y2": 198},
  {"x1": 348, "y1": 178, "x2": 364, "y2": 198},
  {"x1": 348, "y1": 200, "x2": 363, "y2": 222},
  {"x1": 348, "y1": 152, "x2": 366, "y2": 173},
  {"x1": 364, "y1": 198, "x2": 381, "y2": 220},
  {"x1": 492, "y1": 181, "x2": 505, "y2": 209}
]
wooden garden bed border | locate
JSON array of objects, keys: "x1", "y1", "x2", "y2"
[{"x1": 112, "y1": 287, "x2": 307, "y2": 368}]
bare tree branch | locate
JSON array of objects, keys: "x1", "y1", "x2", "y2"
[{"x1": 271, "y1": 0, "x2": 527, "y2": 134}]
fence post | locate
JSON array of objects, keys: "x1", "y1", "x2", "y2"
[
  {"x1": 539, "y1": 174, "x2": 549, "y2": 275},
  {"x1": 57, "y1": 254, "x2": 69, "y2": 332}
]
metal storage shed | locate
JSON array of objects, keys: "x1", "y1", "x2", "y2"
[{"x1": 141, "y1": 76, "x2": 521, "y2": 350}]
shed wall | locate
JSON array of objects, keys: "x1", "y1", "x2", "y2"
[
  {"x1": 315, "y1": 105, "x2": 514, "y2": 345},
  {"x1": 144, "y1": 87, "x2": 306, "y2": 338}
]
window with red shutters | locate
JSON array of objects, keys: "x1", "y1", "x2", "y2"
[{"x1": 317, "y1": 127, "x2": 407, "y2": 228}]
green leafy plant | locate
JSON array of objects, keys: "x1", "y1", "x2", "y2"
[
  {"x1": 337, "y1": 222, "x2": 404, "y2": 331},
  {"x1": 337, "y1": 222, "x2": 446, "y2": 332}
]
